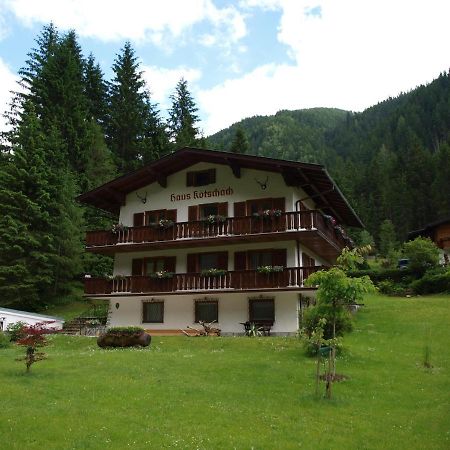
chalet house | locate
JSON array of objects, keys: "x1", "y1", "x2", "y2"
[
  {"x1": 408, "y1": 217, "x2": 450, "y2": 265},
  {"x1": 78, "y1": 148, "x2": 363, "y2": 335}
]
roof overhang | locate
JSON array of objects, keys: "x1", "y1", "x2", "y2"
[{"x1": 77, "y1": 147, "x2": 364, "y2": 228}]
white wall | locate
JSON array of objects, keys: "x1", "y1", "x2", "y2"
[
  {"x1": 119, "y1": 162, "x2": 316, "y2": 225},
  {"x1": 108, "y1": 289, "x2": 316, "y2": 335}
]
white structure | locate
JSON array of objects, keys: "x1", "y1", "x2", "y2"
[
  {"x1": 78, "y1": 148, "x2": 362, "y2": 335},
  {"x1": 0, "y1": 307, "x2": 64, "y2": 331}
]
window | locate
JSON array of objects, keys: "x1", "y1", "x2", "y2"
[
  {"x1": 249, "y1": 299, "x2": 275, "y2": 323},
  {"x1": 145, "y1": 258, "x2": 166, "y2": 275},
  {"x1": 200, "y1": 203, "x2": 219, "y2": 219},
  {"x1": 186, "y1": 169, "x2": 216, "y2": 187},
  {"x1": 199, "y1": 253, "x2": 219, "y2": 271},
  {"x1": 195, "y1": 300, "x2": 218, "y2": 323},
  {"x1": 249, "y1": 251, "x2": 273, "y2": 269},
  {"x1": 143, "y1": 301, "x2": 164, "y2": 323}
]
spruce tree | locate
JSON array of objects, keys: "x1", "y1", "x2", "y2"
[
  {"x1": 168, "y1": 78, "x2": 200, "y2": 149},
  {"x1": 107, "y1": 41, "x2": 167, "y2": 173},
  {"x1": 84, "y1": 53, "x2": 108, "y2": 127},
  {"x1": 230, "y1": 127, "x2": 249, "y2": 154}
]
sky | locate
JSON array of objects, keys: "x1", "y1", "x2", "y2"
[{"x1": 0, "y1": 0, "x2": 449, "y2": 136}]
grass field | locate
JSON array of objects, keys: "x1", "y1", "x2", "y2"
[{"x1": 1, "y1": 294, "x2": 449, "y2": 449}]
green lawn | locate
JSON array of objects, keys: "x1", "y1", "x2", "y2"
[{"x1": 1, "y1": 294, "x2": 449, "y2": 449}]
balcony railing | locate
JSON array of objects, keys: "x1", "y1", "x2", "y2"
[
  {"x1": 84, "y1": 266, "x2": 322, "y2": 295},
  {"x1": 86, "y1": 211, "x2": 349, "y2": 249}
]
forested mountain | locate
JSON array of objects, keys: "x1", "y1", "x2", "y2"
[{"x1": 208, "y1": 72, "x2": 450, "y2": 244}]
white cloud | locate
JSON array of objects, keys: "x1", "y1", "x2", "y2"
[
  {"x1": 4, "y1": 0, "x2": 246, "y2": 48},
  {"x1": 200, "y1": 0, "x2": 450, "y2": 134},
  {"x1": 0, "y1": 57, "x2": 18, "y2": 131},
  {"x1": 142, "y1": 66, "x2": 202, "y2": 111}
]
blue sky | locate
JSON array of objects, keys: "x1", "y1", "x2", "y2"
[{"x1": 0, "y1": 0, "x2": 449, "y2": 135}]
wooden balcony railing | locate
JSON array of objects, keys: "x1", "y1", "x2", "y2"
[
  {"x1": 84, "y1": 266, "x2": 323, "y2": 295},
  {"x1": 86, "y1": 211, "x2": 349, "y2": 248}
]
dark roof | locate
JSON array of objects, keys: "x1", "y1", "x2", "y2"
[
  {"x1": 77, "y1": 147, "x2": 363, "y2": 228},
  {"x1": 408, "y1": 216, "x2": 450, "y2": 240}
]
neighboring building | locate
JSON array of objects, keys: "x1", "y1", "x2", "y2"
[
  {"x1": 78, "y1": 148, "x2": 363, "y2": 335},
  {"x1": 408, "y1": 217, "x2": 450, "y2": 265},
  {"x1": 0, "y1": 307, "x2": 64, "y2": 331}
]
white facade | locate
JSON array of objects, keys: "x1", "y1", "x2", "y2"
[
  {"x1": 83, "y1": 154, "x2": 349, "y2": 335},
  {"x1": 108, "y1": 290, "x2": 316, "y2": 335},
  {"x1": 0, "y1": 307, "x2": 64, "y2": 331}
]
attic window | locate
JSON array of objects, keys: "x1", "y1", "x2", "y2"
[{"x1": 186, "y1": 169, "x2": 216, "y2": 187}]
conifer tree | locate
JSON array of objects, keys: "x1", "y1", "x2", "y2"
[
  {"x1": 230, "y1": 127, "x2": 249, "y2": 154},
  {"x1": 0, "y1": 105, "x2": 82, "y2": 309},
  {"x1": 84, "y1": 54, "x2": 108, "y2": 127},
  {"x1": 107, "y1": 42, "x2": 167, "y2": 173},
  {"x1": 168, "y1": 78, "x2": 200, "y2": 149}
]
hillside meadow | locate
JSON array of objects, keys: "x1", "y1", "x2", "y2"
[{"x1": 0, "y1": 294, "x2": 449, "y2": 449}]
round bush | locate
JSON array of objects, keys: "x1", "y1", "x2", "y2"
[{"x1": 302, "y1": 305, "x2": 353, "y2": 340}]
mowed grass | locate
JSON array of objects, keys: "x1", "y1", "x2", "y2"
[{"x1": 1, "y1": 294, "x2": 449, "y2": 450}]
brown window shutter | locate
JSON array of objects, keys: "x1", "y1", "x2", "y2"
[
  {"x1": 217, "y1": 252, "x2": 228, "y2": 270},
  {"x1": 209, "y1": 168, "x2": 216, "y2": 183},
  {"x1": 272, "y1": 197, "x2": 285, "y2": 212},
  {"x1": 233, "y1": 201, "x2": 246, "y2": 217},
  {"x1": 133, "y1": 212, "x2": 144, "y2": 227},
  {"x1": 272, "y1": 249, "x2": 287, "y2": 267},
  {"x1": 187, "y1": 254, "x2": 197, "y2": 273},
  {"x1": 186, "y1": 172, "x2": 194, "y2": 186},
  {"x1": 188, "y1": 205, "x2": 199, "y2": 221},
  {"x1": 166, "y1": 209, "x2": 177, "y2": 222},
  {"x1": 132, "y1": 258, "x2": 144, "y2": 276},
  {"x1": 164, "y1": 256, "x2": 176, "y2": 273},
  {"x1": 234, "y1": 251, "x2": 247, "y2": 270},
  {"x1": 217, "y1": 202, "x2": 228, "y2": 216}
]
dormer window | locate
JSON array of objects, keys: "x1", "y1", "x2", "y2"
[{"x1": 186, "y1": 169, "x2": 216, "y2": 187}]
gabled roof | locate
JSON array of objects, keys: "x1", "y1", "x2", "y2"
[
  {"x1": 77, "y1": 147, "x2": 363, "y2": 228},
  {"x1": 408, "y1": 216, "x2": 450, "y2": 240},
  {"x1": 0, "y1": 307, "x2": 64, "y2": 322}
]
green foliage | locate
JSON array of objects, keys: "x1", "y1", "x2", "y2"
[
  {"x1": 168, "y1": 78, "x2": 200, "y2": 148},
  {"x1": 107, "y1": 42, "x2": 168, "y2": 173},
  {"x1": 5, "y1": 321, "x2": 27, "y2": 342},
  {"x1": 0, "y1": 332, "x2": 11, "y2": 348},
  {"x1": 378, "y1": 219, "x2": 399, "y2": 257},
  {"x1": 377, "y1": 280, "x2": 409, "y2": 296},
  {"x1": 410, "y1": 267, "x2": 450, "y2": 294},
  {"x1": 230, "y1": 127, "x2": 250, "y2": 154},
  {"x1": 402, "y1": 237, "x2": 440, "y2": 274},
  {"x1": 303, "y1": 305, "x2": 353, "y2": 340},
  {"x1": 106, "y1": 326, "x2": 144, "y2": 335}
]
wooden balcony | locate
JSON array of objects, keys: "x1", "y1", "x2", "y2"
[
  {"x1": 86, "y1": 211, "x2": 351, "y2": 261},
  {"x1": 84, "y1": 266, "x2": 322, "y2": 296}
]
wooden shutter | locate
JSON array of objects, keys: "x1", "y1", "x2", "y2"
[
  {"x1": 187, "y1": 254, "x2": 197, "y2": 273},
  {"x1": 272, "y1": 197, "x2": 285, "y2": 212},
  {"x1": 132, "y1": 258, "x2": 144, "y2": 276},
  {"x1": 217, "y1": 252, "x2": 228, "y2": 270},
  {"x1": 272, "y1": 249, "x2": 287, "y2": 267},
  {"x1": 234, "y1": 251, "x2": 247, "y2": 270},
  {"x1": 166, "y1": 209, "x2": 177, "y2": 222},
  {"x1": 133, "y1": 212, "x2": 144, "y2": 227},
  {"x1": 217, "y1": 202, "x2": 228, "y2": 216},
  {"x1": 164, "y1": 256, "x2": 176, "y2": 273},
  {"x1": 186, "y1": 172, "x2": 194, "y2": 186},
  {"x1": 233, "y1": 201, "x2": 246, "y2": 217},
  {"x1": 188, "y1": 205, "x2": 199, "y2": 221}
]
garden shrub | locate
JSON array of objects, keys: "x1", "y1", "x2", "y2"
[
  {"x1": 302, "y1": 305, "x2": 353, "y2": 340},
  {"x1": 377, "y1": 280, "x2": 409, "y2": 296},
  {"x1": 403, "y1": 237, "x2": 440, "y2": 274},
  {"x1": 6, "y1": 321, "x2": 26, "y2": 342},
  {"x1": 0, "y1": 332, "x2": 10, "y2": 349},
  {"x1": 411, "y1": 268, "x2": 450, "y2": 294},
  {"x1": 106, "y1": 326, "x2": 144, "y2": 335}
]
